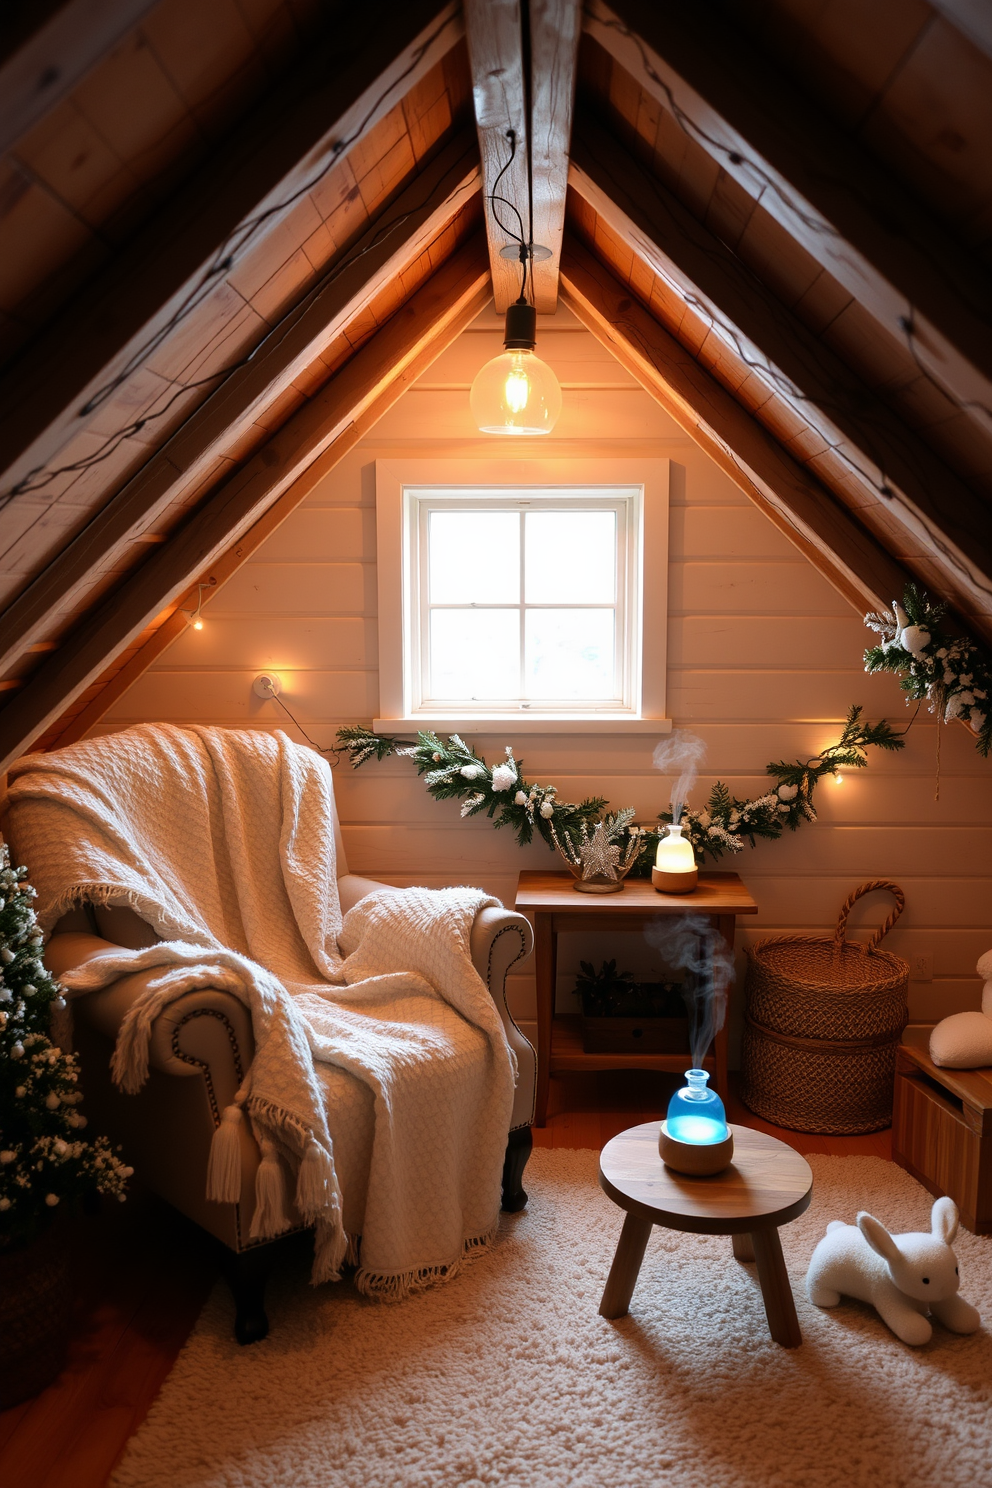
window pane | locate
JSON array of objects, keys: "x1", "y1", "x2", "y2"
[
  {"x1": 524, "y1": 510, "x2": 616, "y2": 603},
  {"x1": 429, "y1": 511, "x2": 519, "y2": 603},
  {"x1": 429, "y1": 609, "x2": 520, "y2": 699},
  {"x1": 525, "y1": 609, "x2": 616, "y2": 699}
]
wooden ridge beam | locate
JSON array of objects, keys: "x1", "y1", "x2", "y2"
[
  {"x1": 0, "y1": 233, "x2": 492, "y2": 769},
  {"x1": 569, "y1": 114, "x2": 992, "y2": 619},
  {"x1": 559, "y1": 236, "x2": 913, "y2": 618},
  {"x1": 0, "y1": 0, "x2": 463, "y2": 491},
  {"x1": 526, "y1": 0, "x2": 581, "y2": 315},
  {"x1": 584, "y1": 0, "x2": 992, "y2": 430},
  {"x1": 465, "y1": 0, "x2": 530, "y2": 312},
  {"x1": 0, "y1": 130, "x2": 481, "y2": 676},
  {"x1": 465, "y1": 0, "x2": 579, "y2": 312},
  {"x1": 0, "y1": 0, "x2": 161, "y2": 154}
]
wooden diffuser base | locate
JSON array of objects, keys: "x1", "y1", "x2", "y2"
[
  {"x1": 658, "y1": 1120, "x2": 735, "y2": 1176},
  {"x1": 652, "y1": 865, "x2": 698, "y2": 894}
]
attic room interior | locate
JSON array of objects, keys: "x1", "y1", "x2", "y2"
[{"x1": 1, "y1": 0, "x2": 992, "y2": 1482}]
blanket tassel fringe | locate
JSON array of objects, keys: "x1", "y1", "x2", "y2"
[
  {"x1": 354, "y1": 1219, "x2": 500, "y2": 1302},
  {"x1": 206, "y1": 1104, "x2": 243, "y2": 1204},
  {"x1": 249, "y1": 1139, "x2": 291, "y2": 1238}
]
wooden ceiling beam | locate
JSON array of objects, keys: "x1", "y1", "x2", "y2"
[
  {"x1": 559, "y1": 236, "x2": 914, "y2": 619},
  {"x1": 0, "y1": 0, "x2": 463, "y2": 493},
  {"x1": 465, "y1": 0, "x2": 579, "y2": 313},
  {"x1": 584, "y1": 0, "x2": 992, "y2": 431},
  {"x1": 0, "y1": 233, "x2": 492, "y2": 769},
  {"x1": 0, "y1": 0, "x2": 161, "y2": 154},
  {"x1": 569, "y1": 114, "x2": 992, "y2": 620},
  {"x1": 0, "y1": 132, "x2": 480, "y2": 677}
]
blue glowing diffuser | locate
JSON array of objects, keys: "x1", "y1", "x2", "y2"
[{"x1": 659, "y1": 1069, "x2": 734, "y2": 1175}]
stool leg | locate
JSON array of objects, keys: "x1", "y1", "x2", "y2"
[
  {"x1": 751, "y1": 1226, "x2": 802, "y2": 1348},
  {"x1": 599, "y1": 1214, "x2": 654, "y2": 1319},
  {"x1": 732, "y1": 1231, "x2": 755, "y2": 1263}
]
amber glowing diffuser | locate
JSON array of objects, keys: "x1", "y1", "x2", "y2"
[{"x1": 651, "y1": 822, "x2": 698, "y2": 894}]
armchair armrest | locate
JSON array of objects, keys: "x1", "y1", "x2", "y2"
[
  {"x1": 44, "y1": 932, "x2": 254, "y2": 1093},
  {"x1": 336, "y1": 880, "x2": 536, "y2": 1125},
  {"x1": 469, "y1": 906, "x2": 536, "y2": 1128}
]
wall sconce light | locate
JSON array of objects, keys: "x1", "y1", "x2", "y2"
[{"x1": 181, "y1": 579, "x2": 216, "y2": 630}]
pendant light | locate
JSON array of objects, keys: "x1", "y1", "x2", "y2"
[
  {"x1": 470, "y1": 293, "x2": 562, "y2": 437},
  {"x1": 470, "y1": 123, "x2": 562, "y2": 437}
]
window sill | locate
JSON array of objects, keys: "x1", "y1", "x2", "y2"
[{"x1": 372, "y1": 717, "x2": 673, "y2": 735}]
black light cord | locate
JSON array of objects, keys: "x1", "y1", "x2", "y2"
[
  {"x1": 1, "y1": 8, "x2": 462, "y2": 506},
  {"x1": 2, "y1": 164, "x2": 476, "y2": 505}
]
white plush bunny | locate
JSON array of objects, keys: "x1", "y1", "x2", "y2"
[
  {"x1": 930, "y1": 949, "x2": 992, "y2": 1067},
  {"x1": 806, "y1": 1196, "x2": 981, "y2": 1345}
]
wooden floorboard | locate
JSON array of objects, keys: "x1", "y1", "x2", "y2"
[{"x1": 1, "y1": 1071, "x2": 893, "y2": 1488}]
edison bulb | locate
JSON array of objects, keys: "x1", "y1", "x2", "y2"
[{"x1": 470, "y1": 348, "x2": 562, "y2": 436}]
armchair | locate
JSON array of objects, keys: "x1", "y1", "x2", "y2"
[{"x1": 41, "y1": 846, "x2": 535, "y2": 1343}]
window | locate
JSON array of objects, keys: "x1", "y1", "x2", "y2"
[{"x1": 375, "y1": 460, "x2": 669, "y2": 731}]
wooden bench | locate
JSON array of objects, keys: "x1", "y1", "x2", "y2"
[{"x1": 893, "y1": 1024, "x2": 992, "y2": 1235}]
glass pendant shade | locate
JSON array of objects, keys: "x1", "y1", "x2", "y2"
[
  {"x1": 666, "y1": 1069, "x2": 729, "y2": 1145},
  {"x1": 470, "y1": 348, "x2": 562, "y2": 435},
  {"x1": 470, "y1": 300, "x2": 562, "y2": 436}
]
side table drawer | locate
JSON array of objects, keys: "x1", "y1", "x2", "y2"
[{"x1": 892, "y1": 1066, "x2": 992, "y2": 1235}]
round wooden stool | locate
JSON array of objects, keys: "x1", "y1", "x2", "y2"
[{"x1": 598, "y1": 1121, "x2": 813, "y2": 1347}]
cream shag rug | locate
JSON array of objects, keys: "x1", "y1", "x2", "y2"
[{"x1": 113, "y1": 1151, "x2": 992, "y2": 1488}]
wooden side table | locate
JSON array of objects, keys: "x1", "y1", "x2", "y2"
[
  {"x1": 598, "y1": 1122, "x2": 813, "y2": 1347},
  {"x1": 514, "y1": 870, "x2": 758, "y2": 1126},
  {"x1": 893, "y1": 1024, "x2": 992, "y2": 1235}
]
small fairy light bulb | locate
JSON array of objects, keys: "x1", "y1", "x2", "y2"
[
  {"x1": 833, "y1": 772, "x2": 844, "y2": 786},
  {"x1": 192, "y1": 617, "x2": 204, "y2": 631}
]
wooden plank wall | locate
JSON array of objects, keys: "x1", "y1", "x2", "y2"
[{"x1": 91, "y1": 303, "x2": 992, "y2": 1055}]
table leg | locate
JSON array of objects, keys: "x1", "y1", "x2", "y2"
[
  {"x1": 534, "y1": 912, "x2": 555, "y2": 1127},
  {"x1": 713, "y1": 915, "x2": 736, "y2": 1098},
  {"x1": 599, "y1": 1212, "x2": 654, "y2": 1319},
  {"x1": 751, "y1": 1226, "x2": 802, "y2": 1348},
  {"x1": 731, "y1": 1231, "x2": 755, "y2": 1263}
]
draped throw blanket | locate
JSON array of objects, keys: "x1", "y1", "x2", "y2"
[{"x1": 4, "y1": 726, "x2": 515, "y2": 1294}]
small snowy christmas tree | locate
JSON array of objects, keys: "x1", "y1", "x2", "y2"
[{"x1": 0, "y1": 844, "x2": 131, "y2": 1249}]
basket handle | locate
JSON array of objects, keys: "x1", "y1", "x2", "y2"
[{"x1": 833, "y1": 880, "x2": 905, "y2": 954}]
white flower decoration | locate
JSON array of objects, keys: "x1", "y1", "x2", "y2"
[
  {"x1": 514, "y1": 791, "x2": 529, "y2": 806},
  {"x1": 491, "y1": 763, "x2": 517, "y2": 792},
  {"x1": 540, "y1": 801, "x2": 555, "y2": 818},
  {"x1": 777, "y1": 784, "x2": 798, "y2": 801},
  {"x1": 459, "y1": 765, "x2": 482, "y2": 780}
]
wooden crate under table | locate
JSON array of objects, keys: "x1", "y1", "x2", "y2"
[{"x1": 893, "y1": 1025, "x2": 992, "y2": 1235}]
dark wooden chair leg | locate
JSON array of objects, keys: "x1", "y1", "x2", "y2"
[
  {"x1": 221, "y1": 1245, "x2": 272, "y2": 1345},
  {"x1": 501, "y1": 1125, "x2": 532, "y2": 1212}
]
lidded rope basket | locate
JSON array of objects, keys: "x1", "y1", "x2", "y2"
[{"x1": 740, "y1": 880, "x2": 909, "y2": 1134}]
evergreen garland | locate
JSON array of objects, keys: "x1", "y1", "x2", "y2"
[
  {"x1": 864, "y1": 584, "x2": 992, "y2": 758},
  {"x1": 336, "y1": 705, "x2": 904, "y2": 873},
  {"x1": 0, "y1": 846, "x2": 131, "y2": 1248}
]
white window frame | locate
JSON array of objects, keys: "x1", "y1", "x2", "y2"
[{"x1": 374, "y1": 459, "x2": 670, "y2": 733}]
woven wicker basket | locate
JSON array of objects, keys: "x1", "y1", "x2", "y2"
[{"x1": 740, "y1": 880, "x2": 909, "y2": 1134}]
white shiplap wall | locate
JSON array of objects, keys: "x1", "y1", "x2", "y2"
[{"x1": 97, "y1": 304, "x2": 992, "y2": 1051}]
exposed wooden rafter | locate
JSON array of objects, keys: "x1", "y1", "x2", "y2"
[
  {"x1": 465, "y1": 0, "x2": 579, "y2": 313},
  {"x1": 584, "y1": 0, "x2": 992, "y2": 431},
  {"x1": 0, "y1": 0, "x2": 161, "y2": 154},
  {"x1": 568, "y1": 114, "x2": 992, "y2": 624},
  {"x1": 0, "y1": 234, "x2": 492, "y2": 770},
  {"x1": 0, "y1": 0, "x2": 464, "y2": 495},
  {"x1": 559, "y1": 237, "x2": 914, "y2": 618},
  {"x1": 0, "y1": 131, "x2": 481, "y2": 677}
]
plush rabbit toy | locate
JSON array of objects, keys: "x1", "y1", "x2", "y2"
[{"x1": 806, "y1": 1196, "x2": 981, "y2": 1345}]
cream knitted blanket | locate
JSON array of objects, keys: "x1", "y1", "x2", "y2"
[{"x1": 4, "y1": 726, "x2": 515, "y2": 1294}]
